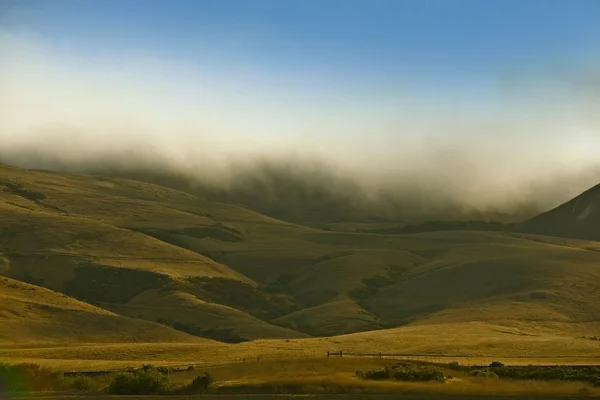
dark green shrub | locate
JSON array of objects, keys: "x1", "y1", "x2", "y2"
[
  {"x1": 468, "y1": 364, "x2": 600, "y2": 385},
  {"x1": 364, "y1": 367, "x2": 391, "y2": 380},
  {"x1": 470, "y1": 369, "x2": 499, "y2": 379},
  {"x1": 185, "y1": 373, "x2": 213, "y2": 394},
  {"x1": 447, "y1": 361, "x2": 463, "y2": 371},
  {"x1": 392, "y1": 364, "x2": 445, "y2": 382},
  {"x1": 106, "y1": 367, "x2": 169, "y2": 395},
  {"x1": 364, "y1": 363, "x2": 445, "y2": 382},
  {"x1": 65, "y1": 375, "x2": 96, "y2": 391},
  {"x1": 0, "y1": 362, "x2": 61, "y2": 392},
  {"x1": 490, "y1": 361, "x2": 505, "y2": 368}
]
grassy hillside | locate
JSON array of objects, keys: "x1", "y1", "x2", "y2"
[
  {"x1": 361, "y1": 231, "x2": 600, "y2": 330},
  {"x1": 0, "y1": 163, "x2": 302, "y2": 341},
  {"x1": 518, "y1": 183, "x2": 600, "y2": 241},
  {"x1": 2, "y1": 162, "x2": 600, "y2": 355},
  {"x1": 0, "y1": 276, "x2": 200, "y2": 345}
]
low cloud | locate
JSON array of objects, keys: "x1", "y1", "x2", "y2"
[{"x1": 1, "y1": 31, "x2": 599, "y2": 221}]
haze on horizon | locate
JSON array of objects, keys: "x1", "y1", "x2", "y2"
[{"x1": 1, "y1": 0, "x2": 600, "y2": 218}]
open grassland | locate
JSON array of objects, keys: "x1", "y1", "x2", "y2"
[
  {"x1": 4, "y1": 358, "x2": 600, "y2": 399},
  {"x1": 181, "y1": 358, "x2": 600, "y2": 397},
  {"x1": 2, "y1": 322, "x2": 600, "y2": 373},
  {"x1": 3, "y1": 163, "x2": 600, "y2": 362}
]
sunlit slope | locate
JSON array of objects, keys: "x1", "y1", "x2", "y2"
[
  {"x1": 0, "y1": 276, "x2": 201, "y2": 345},
  {"x1": 0, "y1": 163, "x2": 304, "y2": 340},
  {"x1": 0, "y1": 165, "x2": 248, "y2": 281},
  {"x1": 519, "y1": 183, "x2": 600, "y2": 241}
]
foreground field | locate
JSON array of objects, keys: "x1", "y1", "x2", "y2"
[
  {"x1": 8, "y1": 395, "x2": 598, "y2": 400},
  {"x1": 4, "y1": 358, "x2": 600, "y2": 399},
  {"x1": 2, "y1": 321, "x2": 600, "y2": 372},
  {"x1": 191, "y1": 358, "x2": 600, "y2": 397}
]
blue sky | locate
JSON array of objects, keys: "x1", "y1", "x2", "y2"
[
  {"x1": 1, "y1": 1, "x2": 600, "y2": 209},
  {"x1": 3, "y1": 0, "x2": 600, "y2": 94}
]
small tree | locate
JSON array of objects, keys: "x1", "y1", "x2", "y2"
[{"x1": 187, "y1": 372, "x2": 213, "y2": 393}]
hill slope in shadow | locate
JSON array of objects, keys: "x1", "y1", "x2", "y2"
[{"x1": 518, "y1": 183, "x2": 600, "y2": 241}]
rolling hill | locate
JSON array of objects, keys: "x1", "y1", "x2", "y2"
[
  {"x1": 2, "y1": 162, "x2": 600, "y2": 361},
  {"x1": 0, "y1": 275, "x2": 201, "y2": 345},
  {"x1": 518, "y1": 183, "x2": 600, "y2": 241}
]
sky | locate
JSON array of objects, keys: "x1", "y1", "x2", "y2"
[{"x1": 1, "y1": 0, "x2": 600, "y2": 211}]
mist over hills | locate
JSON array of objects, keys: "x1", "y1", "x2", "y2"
[
  {"x1": 2, "y1": 27, "x2": 600, "y2": 357},
  {"x1": 1, "y1": 149, "x2": 599, "y2": 226},
  {"x1": 2, "y1": 31, "x2": 600, "y2": 228}
]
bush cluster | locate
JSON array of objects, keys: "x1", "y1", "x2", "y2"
[
  {"x1": 470, "y1": 369, "x2": 499, "y2": 379},
  {"x1": 105, "y1": 365, "x2": 215, "y2": 395},
  {"x1": 106, "y1": 366, "x2": 170, "y2": 395},
  {"x1": 362, "y1": 363, "x2": 445, "y2": 382},
  {"x1": 485, "y1": 364, "x2": 600, "y2": 386},
  {"x1": 184, "y1": 373, "x2": 214, "y2": 394},
  {"x1": 0, "y1": 363, "x2": 61, "y2": 392},
  {"x1": 0, "y1": 363, "x2": 215, "y2": 395},
  {"x1": 458, "y1": 362, "x2": 600, "y2": 386}
]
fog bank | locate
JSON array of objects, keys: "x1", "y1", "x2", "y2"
[{"x1": 1, "y1": 31, "x2": 599, "y2": 221}]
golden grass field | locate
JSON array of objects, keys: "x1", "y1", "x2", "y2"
[
  {"x1": 197, "y1": 358, "x2": 600, "y2": 397},
  {"x1": 2, "y1": 162, "x2": 600, "y2": 383},
  {"x1": 9, "y1": 358, "x2": 600, "y2": 399}
]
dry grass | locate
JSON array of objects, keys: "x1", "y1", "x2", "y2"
[
  {"x1": 3, "y1": 323, "x2": 600, "y2": 373},
  {"x1": 0, "y1": 277, "x2": 202, "y2": 346},
  {"x1": 172, "y1": 358, "x2": 600, "y2": 397},
  {"x1": 4, "y1": 163, "x2": 600, "y2": 367},
  {"x1": 218, "y1": 377, "x2": 600, "y2": 397}
]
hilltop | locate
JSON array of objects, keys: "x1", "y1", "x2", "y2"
[{"x1": 519, "y1": 183, "x2": 600, "y2": 241}]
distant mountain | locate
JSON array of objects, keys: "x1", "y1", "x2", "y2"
[{"x1": 518, "y1": 183, "x2": 600, "y2": 241}]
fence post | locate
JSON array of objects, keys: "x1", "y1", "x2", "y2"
[
  {"x1": 327, "y1": 351, "x2": 330, "y2": 358},
  {"x1": 340, "y1": 351, "x2": 343, "y2": 358}
]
